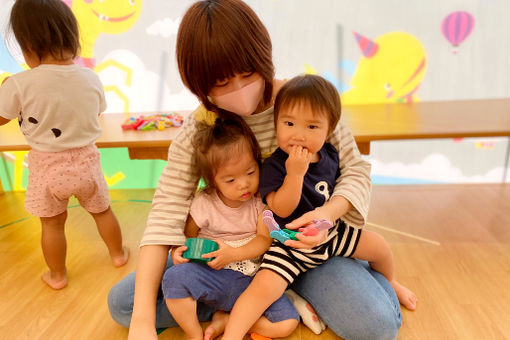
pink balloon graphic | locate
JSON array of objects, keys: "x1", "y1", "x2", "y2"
[{"x1": 441, "y1": 11, "x2": 475, "y2": 54}]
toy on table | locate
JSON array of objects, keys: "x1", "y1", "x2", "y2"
[
  {"x1": 182, "y1": 238, "x2": 218, "y2": 263},
  {"x1": 262, "y1": 210, "x2": 333, "y2": 243},
  {"x1": 121, "y1": 113, "x2": 184, "y2": 131}
]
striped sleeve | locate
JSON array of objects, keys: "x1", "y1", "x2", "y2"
[
  {"x1": 328, "y1": 120, "x2": 372, "y2": 228},
  {"x1": 139, "y1": 110, "x2": 200, "y2": 247}
]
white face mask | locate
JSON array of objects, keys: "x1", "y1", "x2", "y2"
[{"x1": 210, "y1": 77, "x2": 265, "y2": 116}]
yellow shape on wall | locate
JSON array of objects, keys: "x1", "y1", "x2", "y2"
[
  {"x1": 104, "y1": 172, "x2": 126, "y2": 186},
  {"x1": 13, "y1": 151, "x2": 28, "y2": 191},
  {"x1": 95, "y1": 59, "x2": 133, "y2": 86},
  {"x1": 104, "y1": 85, "x2": 130, "y2": 113},
  {"x1": 304, "y1": 64, "x2": 318, "y2": 75},
  {"x1": 71, "y1": 0, "x2": 143, "y2": 60},
  {"x1": 342, "y1": 31, "x2": 427, "y2": 105}
]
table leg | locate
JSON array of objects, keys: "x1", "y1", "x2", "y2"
[{"x1": 357, "y1": 142, "x2": 370, "y2": 155}]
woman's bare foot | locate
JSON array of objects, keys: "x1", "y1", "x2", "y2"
[
  {"x1": 41, "y1": 271, "x2": 67, "y2": 290},
  {"x1": 112, "y1": 246, "x2": 130, "y2": 267},
  {"x1": 392, "y1": 280, "x2": 417, "y2": 310},
  {"x1": 204, "y1": 310, "x2": 229, "y2": 340}
]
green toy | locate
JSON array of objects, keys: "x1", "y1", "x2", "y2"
[{"x1": 183, "y1": 238, "x2": 219, "y2": 263}]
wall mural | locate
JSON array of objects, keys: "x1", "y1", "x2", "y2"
[
  {"x1": 0, "y1": 1, "x2": 508, "y2": 191},
  {"x1": 0, "y1": 0, "x2": 165, "y2": 191},
  {"x1": 342, "y1": 31, "x2": 427, "y2": 104},
  {"x1": 441, "y1": 11, "x2": 475, "y2": 55}
]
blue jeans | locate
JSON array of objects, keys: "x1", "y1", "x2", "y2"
[
  {"x1": 162, "y1": 263, "x2": 298, "y2": 322},
  {"x1": 108, "y1": 255, "x2": 401, "y2": 340}
]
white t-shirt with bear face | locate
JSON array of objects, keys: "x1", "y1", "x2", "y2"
[{"x1": 0, "y1": 64, "x2": 106, "y2": 152}]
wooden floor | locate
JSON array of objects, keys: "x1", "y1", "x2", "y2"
[{"x1": 1, "y1": 184, "x2": 509, "y2": 339}]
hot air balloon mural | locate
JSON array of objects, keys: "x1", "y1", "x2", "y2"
[{"x1": 441, "y1": 11, "x2": 475, "y2": 54}]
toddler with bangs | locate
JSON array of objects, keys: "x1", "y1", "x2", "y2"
[
  {"x1": 0, "y1": 0, "x2": 128, "y2": 290},
  {"x1": 223, "y1": 75, "x2": 417, "y2": 339},
  {"x1": 161, "y1": 116, "x2": 298, "y2": 340}
]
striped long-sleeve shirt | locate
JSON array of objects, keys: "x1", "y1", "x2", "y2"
[{"x1": 140, "y1": 105, "x2": 371, "y2": 247}]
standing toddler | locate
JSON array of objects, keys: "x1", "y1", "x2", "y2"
[{"x1": 0, "y1": 0, "x2": 129, "y2": 290}]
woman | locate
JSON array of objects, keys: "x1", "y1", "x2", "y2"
[{"x1": 108, "y1": 1, "x2": 402, "y2": 339}]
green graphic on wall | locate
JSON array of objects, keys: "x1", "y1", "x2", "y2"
[{"x1": 0, "y1": 148, "x2": 166, "y2": 192}]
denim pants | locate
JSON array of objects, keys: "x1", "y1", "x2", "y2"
[
  {"x1": 108, "y1": 255, "x2": 401, "y2": 340},
  {"x1": 161, "y1": 262, "x2": 298, "y2": 322}
]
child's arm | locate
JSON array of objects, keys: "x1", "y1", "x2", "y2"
[
  {"x1": 183, "y1": 214, "x2": 199, "y2": 238},
  {"x1": 266, "y1": 146, "x2": 311, "y2": 217},
  {"x1": 171, "y1": 214, "x2": 199, "y2": 265},
  {"x1": 0, "y1": 76, "x2": 17, "y2": 125},
  {"x1": 204, "y1": 211, "x2": 272, "y2": 270},
  {"x1": 286, "y1": 196, "x2": 353, "y2": 235}
]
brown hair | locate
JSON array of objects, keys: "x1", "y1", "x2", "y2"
[
  {"x1": 9, "y1": 0, "x2": 80, "y2": 61},
  {"x1": 193, "y1": 115, "x2": 261, "y2": 192},
  {"x1": 274, "y1": 74, "x2": 341, "y2": 135},
  {"x1": 177, "y1": 0, "x2": 274, "y2": 113}
]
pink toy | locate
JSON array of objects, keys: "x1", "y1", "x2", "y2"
[
  {"x1": 298, "y1": 219, "x2": 334, "y2": 236},
  {"x1": 262, "y1": 210, "x2": 334, "y2": 241}
]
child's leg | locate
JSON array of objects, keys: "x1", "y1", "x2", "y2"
[
  {"x1": 204, "y1": 304, "x2": 298, "y2": 340},
  {"x1": 250, "y1": 315, "x2": 299, "y2": 338},
  {"x1": 203, "y1": 310, "x2": 228, "y2": 340},
  {"x1": 90, "y1": 206, "x2": 129, "y2": 267},
  {"x1": 165, "y1": 297, "x2": 203, "y2": 340},
  {"x1": 353, "y1": 229, "x2": 417, "y2": 310},
  {"x1": 40, "y1": 211, "x2": 68, "y2": 290},
  {"x1": 223, "y1": 269, "x2": 289, "y2": 340}
]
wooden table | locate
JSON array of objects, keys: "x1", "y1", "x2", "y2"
[
  {"x1": 2, "y1": 98, "x2": 510, "y2": 158},
  {"x1": 0, "y1": 112, "x2": 186, "y2": 161},
  {"x1": 341, "y1": 98, "x2": 510, "y2": 154},
  {"x1": 1, "y1": 98, "x2": 510, "y2": 193},
  {"x1": 0, "y1": 112, "x2": 185, "y2": 193}
]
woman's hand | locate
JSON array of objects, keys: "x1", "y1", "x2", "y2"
[
  {"x1": 203, "y1": 240, "x2": 236, "y2": 270},
  {"x1": 171, "y1": 245, "x2": 190, "y2": 265}
]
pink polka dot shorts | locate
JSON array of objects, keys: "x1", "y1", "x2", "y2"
[{"x1": 25, "y1": 144, "x2": 110, "y2": 217}]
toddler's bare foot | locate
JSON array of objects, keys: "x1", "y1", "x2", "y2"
[
  {"x1": 112, "y1": 246, "x2": 130, "y2": 267},
  {"x1": 41, "y1": 271, "x2": 67, "y2": 290},
  {"x1": 204, "y1": 310, "x2": 229, "y2": 340},
  {"x1": 392, "y1": 280, "x2": 417, "y2": 310}
]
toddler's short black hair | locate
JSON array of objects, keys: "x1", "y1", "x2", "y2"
[
  {"x1": 9, "y1": 0, "x2": 80, "y2": 61},
  {"x1": 274, "y1": 74, "x2": 341, "y2": 135}
]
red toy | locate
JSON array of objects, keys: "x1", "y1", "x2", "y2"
[{"x1": 121, "y1": 113, "x2": 184, "y2": 131}]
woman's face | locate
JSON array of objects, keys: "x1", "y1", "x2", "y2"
[
  {"x1": 209, "y1": 72, "x2": 265, "y2": 116},
  {"x1": 209, "y1": 71, "x2": 259, "y2": 96}
]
